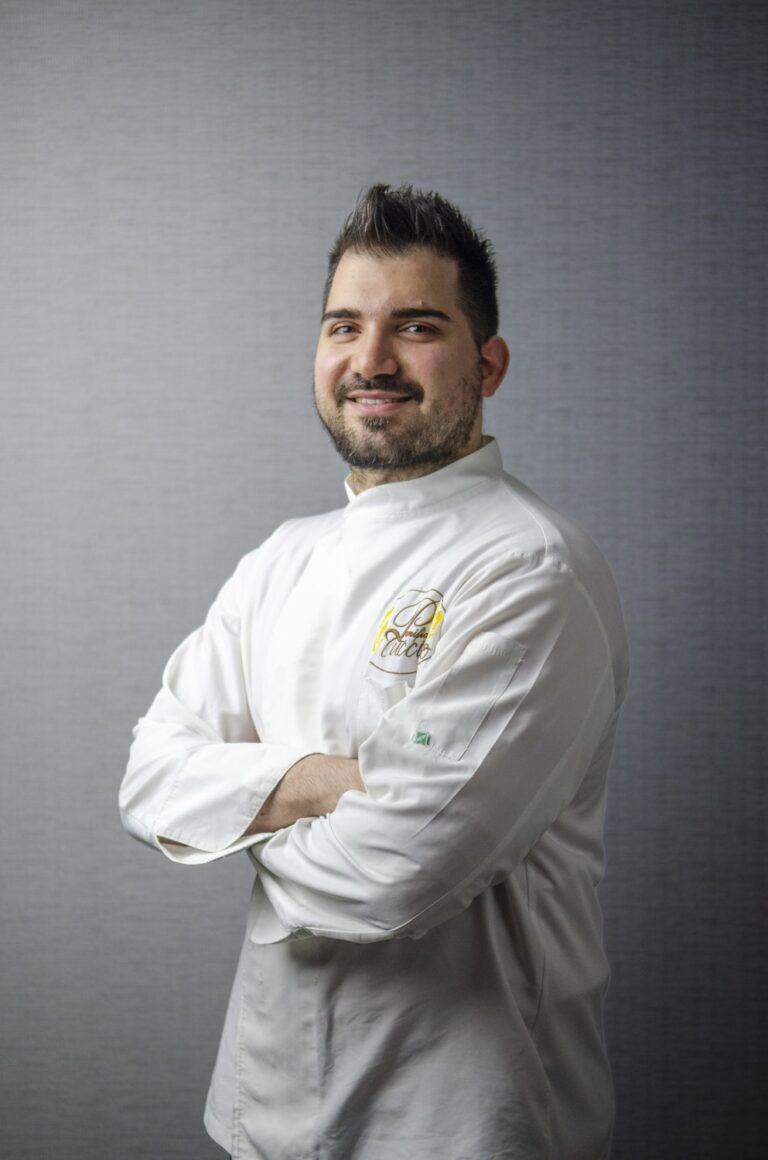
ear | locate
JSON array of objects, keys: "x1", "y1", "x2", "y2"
[{"x1": 479, "y1": 336, "x2": 510, "y2": 399}]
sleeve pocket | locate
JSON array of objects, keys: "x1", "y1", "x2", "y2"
[{"x1": 414, "y1": 632, "x2": 526, "y2": 761}]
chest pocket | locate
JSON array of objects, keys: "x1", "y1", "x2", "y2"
[{"x1": 413, "y1": 632, "x2": 527, "y2": 761}]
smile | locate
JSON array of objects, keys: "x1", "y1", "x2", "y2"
[{"x1": 345, "y1": 392, "x2": 415, "y2": 415}]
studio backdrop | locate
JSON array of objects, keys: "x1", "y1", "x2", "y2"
[{"x1": 1, "y1": 2, "x2": 765, "y2": 1157}]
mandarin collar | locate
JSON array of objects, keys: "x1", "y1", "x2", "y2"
[{"x1": 342, "y1": 437, "x2": 502, "y2": 517}]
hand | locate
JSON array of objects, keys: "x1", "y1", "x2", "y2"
[{"x1": 245, "y1": 753, "x2": 365, "y2": 836}]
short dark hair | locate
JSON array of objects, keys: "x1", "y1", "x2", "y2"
[{"x1": 323, "y1": 184, "x2": 499, "y2": 347}]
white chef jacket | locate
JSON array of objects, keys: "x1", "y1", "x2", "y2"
[{"x1": 120, "y1": 437, "x2": 629, "y2": 1160}]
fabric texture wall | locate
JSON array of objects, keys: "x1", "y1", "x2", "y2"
[{"x1": 1, "y1": 2, "x2": 765, "y2": 1157}]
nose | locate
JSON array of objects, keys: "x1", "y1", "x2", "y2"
[{"x1": 351, "y1": 328, "x2": 399, "y2": 380}]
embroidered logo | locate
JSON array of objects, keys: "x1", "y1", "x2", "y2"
[{"x1": 370, "y1": 588, "x2": 445, "y2": 676}]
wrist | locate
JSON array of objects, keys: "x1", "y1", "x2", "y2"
[{"x1": 246, "y1": 754, "x2": 363, "y2": 837}]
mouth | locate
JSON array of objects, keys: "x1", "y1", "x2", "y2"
[{"x1": 344, "y1": 391, "x2": 416, "y2": 416}]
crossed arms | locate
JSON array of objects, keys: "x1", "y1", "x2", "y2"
[{"x1": 120, "y1": 548, "x2": 620, "y2": 943}]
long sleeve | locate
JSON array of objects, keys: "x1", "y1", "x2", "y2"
[
  {"x1": 119, "y1": 554, "x2": 313, "y2": 865},
  {"x1": 249, "y1": 552, "x2": 625, "y2": 942}
]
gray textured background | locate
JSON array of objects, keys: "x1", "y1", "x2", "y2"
[{"x1": 1, "y1": 1, "x2": 765, "y2": 1157}]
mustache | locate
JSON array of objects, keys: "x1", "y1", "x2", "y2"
[{"x1": 335, "y1": 374, "x2": 425, "y2": 406}]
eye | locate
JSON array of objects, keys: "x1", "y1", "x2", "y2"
[
  {"x1": 401, "y1": 323, "x2": 436, "y2": 336},
  {"x1": 329, "y1": 323, "x2": 357, "y2": 337}
]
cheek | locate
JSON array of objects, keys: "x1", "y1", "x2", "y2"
[
  {"x1": 315, "y1": 350, "x2": 345, "y2": 389},
  {"x1": 418, "y1": 355, "x2": 463, "y2": 399}
]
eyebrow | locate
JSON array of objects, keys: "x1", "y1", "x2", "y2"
[{"x1": 320, "y1": 306, "x2": 453, "y2": 324}]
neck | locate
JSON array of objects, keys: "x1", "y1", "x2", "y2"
[
  {"x1": 348, "y1": 461, "x2": 447, "y2": 495},
  {"x1": 347, "y1": 434, "x2": 487, "y2": 495}
]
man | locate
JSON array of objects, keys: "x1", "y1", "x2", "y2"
[{"x1": 120, "y1": 184, "x2": 628, "y2": 1159}]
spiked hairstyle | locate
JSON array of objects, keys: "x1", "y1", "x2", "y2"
[{"x1": 323, "y1": 184, "x2": 499, "y2": 348}]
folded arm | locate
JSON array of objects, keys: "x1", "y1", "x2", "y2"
[
  {"x1": 248, "y1": 555, "x2": 622, "y2": 943},
  {"x1": 119, "y1": 558, "x2": 356, "y2": 865}
]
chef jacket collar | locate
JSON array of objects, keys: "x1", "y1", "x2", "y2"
[{"x1": 343, "y1": 436, "x2": 502, "y2": 515}]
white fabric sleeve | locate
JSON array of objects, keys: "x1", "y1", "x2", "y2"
[
  {"x1": 248, "y1": 554, "x2": 620, "y2": 941},
  {"x1": 119, "y1": 559, "x2": 312, "y2": 865}
]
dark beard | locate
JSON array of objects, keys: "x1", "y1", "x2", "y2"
[{"x1": 315, "y1": 367, "x2": 483, "y2": 470}]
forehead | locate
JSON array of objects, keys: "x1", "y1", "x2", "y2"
[{"x1": 326, "y1": 248, "x2": 461, "y2": 313}]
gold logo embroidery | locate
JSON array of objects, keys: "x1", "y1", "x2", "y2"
[{"x1": 370, "y1": 588, "x2": 445, "y2": 675}]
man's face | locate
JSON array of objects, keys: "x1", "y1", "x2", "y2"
[{"x1": 314, "y1": 248, "x2": 489, "y2": 481}]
